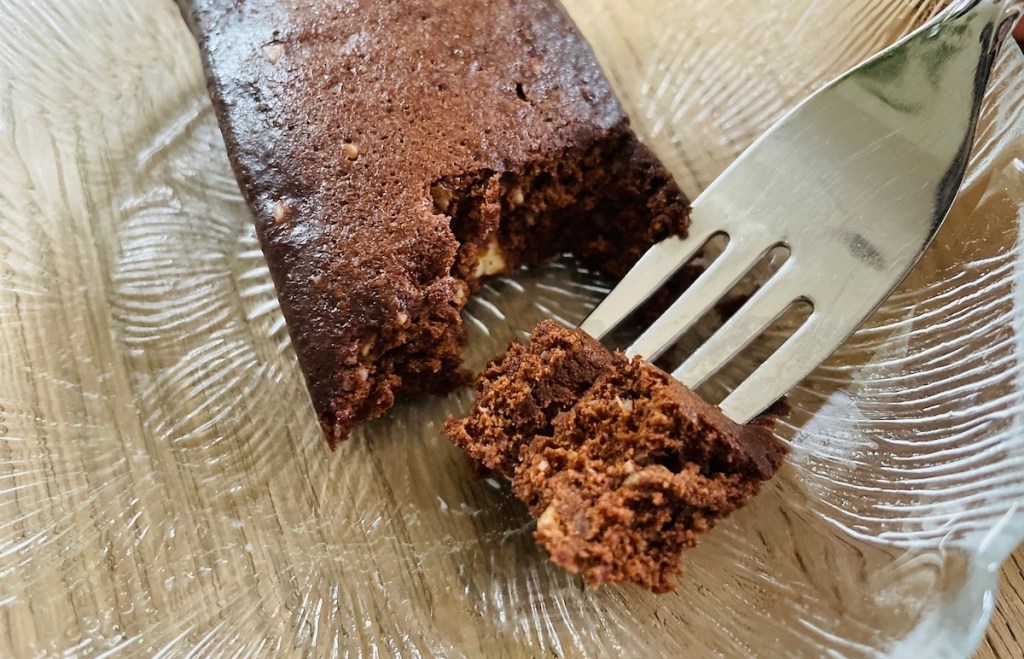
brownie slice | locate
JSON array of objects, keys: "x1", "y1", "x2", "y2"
[
  {"x1": 446, "y1": 321, "x2": 787, "y2": 593},
  {"x1": 176, "y1": 0, "x2": 691, "y2": 446}
]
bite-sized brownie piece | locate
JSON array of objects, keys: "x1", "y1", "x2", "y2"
[
  {"x1": 446, "y1": 321, "x2": 787, "y2": 593},
  {"x1": 448, "y1": 319, "x2": 616, "y2": 476},
  {"x1": 176, "y1": 0, "x2": 691, "y2": 446}
]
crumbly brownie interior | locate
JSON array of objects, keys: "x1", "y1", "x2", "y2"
[
  {"x1": 447, "y1": 319, "x2": 616, "y2": 475},
  {"x1": 519, "y1": 357, "x2": 784, "y2": 592},
  {"x1": 446, "y1": 320, "x2": 787, "y2": 593},
  {"x1": 385, "y1": 129, "x2": 689, "y2": 411},
  {"x1": 438, "y1": 130, "x2": 686, "y2": 285}
]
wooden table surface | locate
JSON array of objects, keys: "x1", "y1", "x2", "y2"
[{"x1": 978, "y1": 550, "x2": 1024, "y2": 658}]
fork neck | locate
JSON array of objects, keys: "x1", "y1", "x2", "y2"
[
  {"x1": 945, "y1": 0, "x2": 1024, "y2": 25},
  {"x1": 941, "y1": 0, "x2": 1024, "y2": 60}
]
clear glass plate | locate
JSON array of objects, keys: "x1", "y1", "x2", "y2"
[{"x1": 1, "y1": 0, "x2": 1022, "y2": 656}]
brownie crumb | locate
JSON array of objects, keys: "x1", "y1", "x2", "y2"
[{"x1": 446, "y1": 320, "x2": 787, "y2": 593}]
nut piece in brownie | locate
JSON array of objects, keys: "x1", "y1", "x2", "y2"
[
  {"x1": 176, "y1": 0, "x2": 691, "y2": 445},
  {"x1": 445, "y1": 320, "x2": 787, "y2": 593}
]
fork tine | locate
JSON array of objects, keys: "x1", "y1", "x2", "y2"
[
  {"x1": 578, "y1": 225, "x2": 715, "y2": 340},
  {"x1": 627, "y1": 238, "x2": 772, "y2": 362},
  {"x1": 672, "y1": 263, "x2": 799, "y2": 388},
  {"x1": 718, "y1": 310, "x2": 858, "y2": 424}
]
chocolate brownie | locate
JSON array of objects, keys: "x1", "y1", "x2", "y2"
[
  {"x1": 176, "y1": 0, "x2": 691, "y2": 445},
  {"x1": 446, "y1": 321, "x2": 787, "y2": 592}
]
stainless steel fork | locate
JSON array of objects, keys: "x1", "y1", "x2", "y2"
[{"x1": 580, "y1": 0, "x2": 1024, "y2": 424}]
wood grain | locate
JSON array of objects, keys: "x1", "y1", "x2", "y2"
[{"x1": 977, "y1": 547, "x2": 1024, "y2": 658}]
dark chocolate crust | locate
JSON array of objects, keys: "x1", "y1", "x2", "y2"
[
  {"x1": 176, "y1": 0, "x2": 691, "y2": 445},
  {"x1": 446, "y1": 321, "x2": 787, "y2": 592}
]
